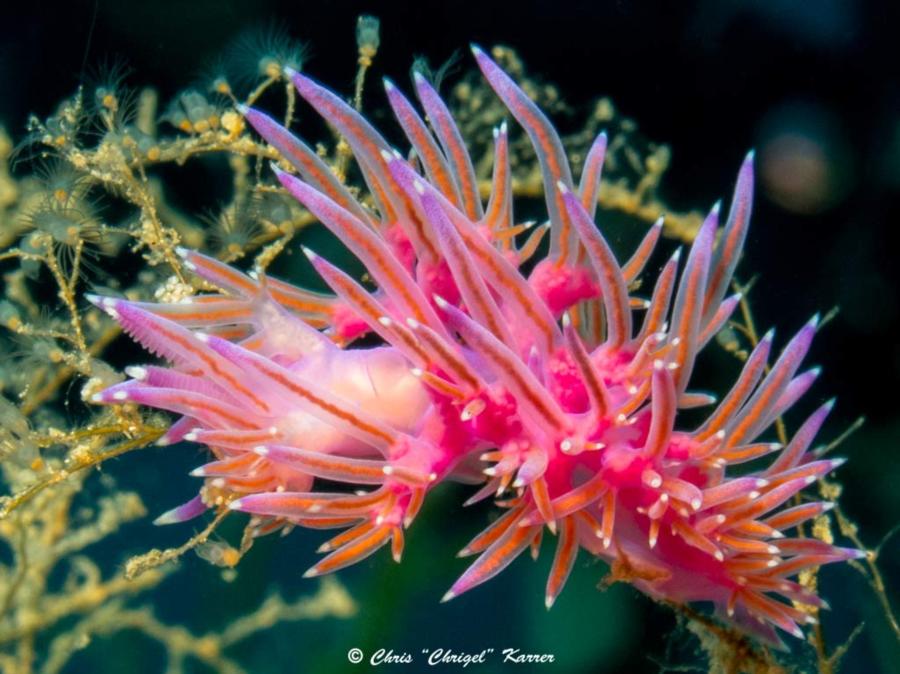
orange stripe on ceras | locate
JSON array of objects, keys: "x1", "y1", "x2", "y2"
[
  {"x1": 413, "y1": 327, "x2": 481, "y2": 391},
  {"x1": 516, "y1": 224, "x2": 549, "y2": 265},
  {"x1": 156, "y1": 305, "x2": 252, "y2": 324},
  {"x1": 393, "y1": 186, "x2": 441, "y2": 261},
  {"x1": 295, "y1": 516, "x2": 361, "y2": 529},
  {"x1": 549, "y1": 473, "x2": 606, "y2": 519},
  {"x1": 450, "y1": 241, "x2": 509, "y2": 344},
  {"x1": 269, "y1": 287, "x2": 333, "y2": 315},
  {"x1": 208, "y1": 452, "x2": 259, "y2": 473},
  {"x1": 428, "y1": 111, "x2": 480, "y2": 221},
  {"x1": 202, "y1": 428, "x2": 277, "y2": 444},
  {"x1": 404, "y1": 488, "x2": 425, "y2": 523},
  {"x1": 580, "y1": 159, "x2": 602, "y2": 212},
  {"x1": 520, "y1": 110, "x2": 572, "y2": 264},
  {"x1": 579, "y1": 227, "x2": 627, "y2": 346},
  {"x1": 547, "y1": 515, "x2": 577, "y2": 590},
  {"x1": 420, "y1": 371, "x2": 464, "y2": 399},
  {"x1": 724, "y1": 486, "x2": 798, "y2": 524},
  {"x1": 484, "y1": 138, "x2": 509, "y2": 230},
  {"x1": 729, "y1": 520, "x2": 779, "y2": 539},
  {"x1": 319, "y1": 263, "x2": 430, "y2": 363},
  {"x1": 617, "y1": 379, "x2": 651, "y2": 417},
  {"x1": 628, "y1": 297, "x2": 648, "y2": 310},
  {"x1": 586, "y1": 300, "x2": 603, "y2": 346},
  {"x1": 740, "y1": 591, "x2": 807, "y2": 626},
  {"x1": 286, "y1": 143, "x2": 358, "y2": 212},
  {"x1": 739, "y1": 574, "x2": 794, "y2": 595},
  {"x1": 643, "y1": 265, "x2": 675, "y2": 337},
  {"x1": 696, "y1": 364, "x2": 766, "y2": 442},
  {"x1": 313, "y1": 95, "x2": 400, "y2": 223},
  {"x1": 322, "y1": 520, "x2": 376, "y2": 551},
  {"x1": 600, "y1": 489, "x2": 616, "y2": 542},
  {"x1": 194, "y1": 261, "x2": 330, "y2": 316},
  {"x1": 392, "y1": 526, "x2": 405, "y2": 560},
  {"x1": 255, "y1": 519, "x2": 289, "y2": 536},
  {"x1": 314, "y1": 524, "x2": 392, "y2": 574},
  {"x1": 362, "y1": 168, "x2": 400, "y2": 224},
  {"x1": 294, "y1": 451, "x2": 385, "y2": 481},
  {"x1": 697, "y1": 302, "x2": 729, "y2": 345},
  {"x1": 191, "y1": 256, "x2": 258, "y2": 295},
  {"x1": 208, "y1": 326, "x2": 252, "y2": 341},
  {"x1": 254, "y1": 493, "x2": 322, "y2": 512},
  {"x1": 474, "y1": 332, "x2": 563, "y2": 429},
  {"x1": 319, "y1": 489, "x2": 388, "y2": 512},
  {"x1": 763, "y1": 503, "x2": 822, "y2": 531},
  {"x1": 385, "y1": 464, "x2": 431, "y2": 487},
  {"x1": 403, "y1": 117, "x2": 459, "y2": 201},
  {"x1": 575, "y1": 509, "x2": 603, "y2": 536},
  {"x1": 531, "y1": 476, "x2": 555, "y2": 524},
  {"x1": 762, "y1": 555, "x2": 835, "y2": 578},
  {"x1": 704, "y1": 205, "x2": 748, "y2": 314},
  {"x1": 671, "y1": 519, "x2": 721, "y2": 557},
  {"x1": 724, "y1": 558, "x2": 774, "y2": 574},
  {"x1": 148, "y1": 390, "x2": 253, "y2": 432},
  {"x1": 240, "y1": 334, "x2": 269, "y2": 353},
  {"x1": 717, "y1": 534, "x2": 775, "y2": 556},
  {"x1": 321, "y1": 264, "x2": 385, "y2": 320},
  {"x1": 381, "y1": 322, "x2": 430, "y2": 364},
  {"x1": 380, "y1": 489, "x2": 399, "y2": 514},
  {"x1": 717, "y1": 442, "x2": 773, "y2": 463},
  {"x1": 281, "y1": 490, "x2": 385, "y2": 517},
  {"x1": 568, "y1": 331, "x2": 609, "y2": 416},
  {"x1": 193, "y1": 295, "x2": 234, "y2": 304},
  {"x1": 466, "y1": 240, "x2": 556, "y2": 353},
  {"x1": 251, "y1": 361, "x2": 396, "y2": 446},
  {"x1": 672, "y1": 261, "x2": 704, "y2": 369},
  {"x1": 493, "y1": 223, "x2": 532, "y2": 242},
  {"x1": 334, "y1": 207, "x2": 431, "y2": 323},
  {"x1": 622, "y1": 233, "x2": 656, "y2": 282},
  {"x1": 726, "y1": 370, "x2": 792, "y2": 447},
  {"x1": 477, "y1": 522, "x2": 536, "y2": 577},
  {"x1": 463, "y1": 505, "x2": 525, "y2": 554},
  {"x1": 158, "y1": 324, "x2": 270, "y2": 414},
  {"x1": 226, "y1": 473, "x2": 275, "y2": 490}
]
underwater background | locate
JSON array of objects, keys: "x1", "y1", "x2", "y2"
[{"x1": 0, "y1": 1, "x2": 898, "y2": 672}]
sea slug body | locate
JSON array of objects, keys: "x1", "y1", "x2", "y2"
[{"x1": 89, "y1": 45, "x2": 861, "y2": 645}]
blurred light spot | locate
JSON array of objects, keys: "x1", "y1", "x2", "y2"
[{"x1": 757, "y1": 102, "x2": 852, "y2": 214}]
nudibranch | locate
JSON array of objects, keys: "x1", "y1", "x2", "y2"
[{"x1": 89, "y1": 45, "x2": 862, "y2": 645}]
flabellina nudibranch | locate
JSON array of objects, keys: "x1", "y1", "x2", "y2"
[{"x1": 88, "y1": 45, "x2": 862, "y2": 645}]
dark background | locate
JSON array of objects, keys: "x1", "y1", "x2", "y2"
[{"x1": 1, "y1": 1, "x2": 898, "y2": 673}]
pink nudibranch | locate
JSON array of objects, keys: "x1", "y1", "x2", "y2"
[{"x1": 90, "y1": 45, "x2": 861, "y2": 646}]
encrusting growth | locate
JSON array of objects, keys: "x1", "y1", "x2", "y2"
[{"x1": 89, "y1": 44, "x2": 862, "y2": 646}]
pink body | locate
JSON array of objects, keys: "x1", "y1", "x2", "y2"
[{"x1": 90, "y1": 46, "x2": 860, "y2": 646}]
